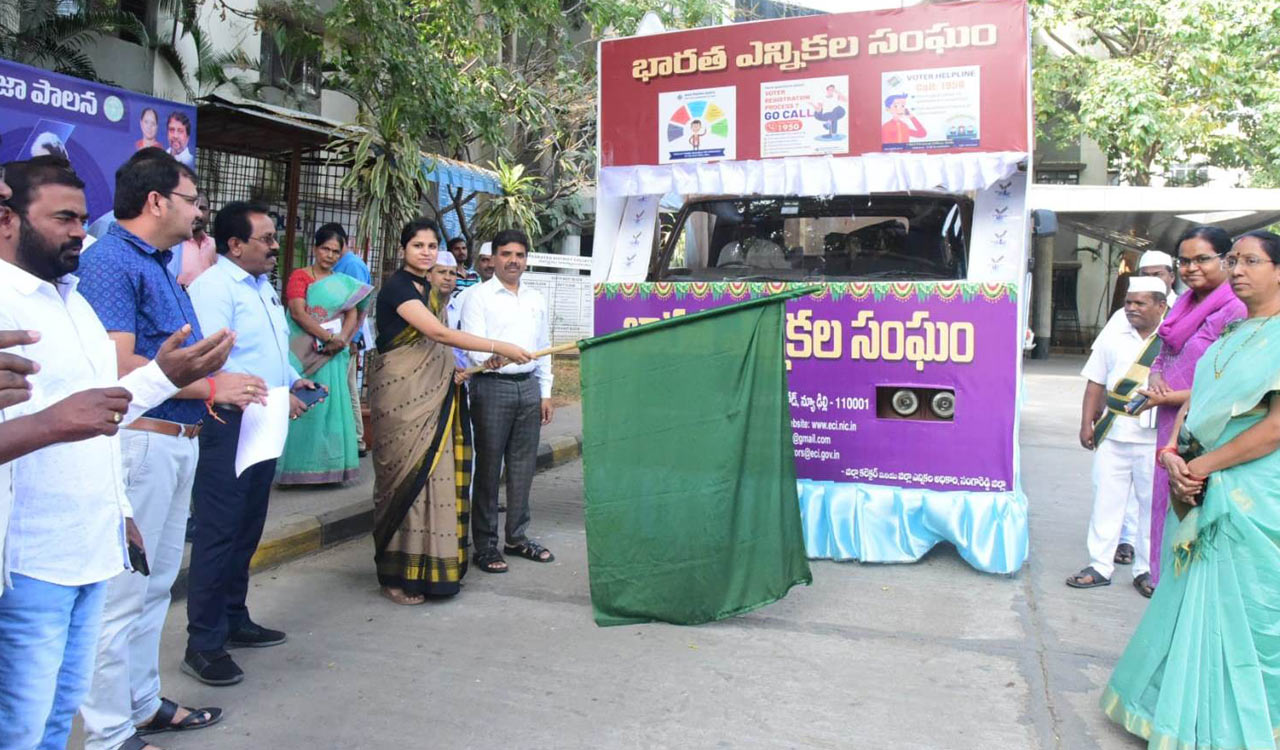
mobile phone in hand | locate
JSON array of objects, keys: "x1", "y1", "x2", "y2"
[
  {"x1": 128, "y1": 541, "x2": 150, "y2": 576},
  {"x1": 291, "y1": 382, "x2": 327, "y2": 410},
  {"x1": 1125, "y1": 393, "x2": 1150, "y2": 414}
]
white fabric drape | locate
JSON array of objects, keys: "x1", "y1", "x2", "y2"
[{"x1": 600, "y1": 151, "x2": 1027, "y2": 198}]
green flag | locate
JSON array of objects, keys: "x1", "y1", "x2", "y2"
[{"x1": 579, "y1": 288, "x2": 817, "y2": 627}]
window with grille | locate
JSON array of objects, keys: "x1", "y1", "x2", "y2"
[{"x1": 1034, "y1": 169, "x2": 1080, "y2": 185}]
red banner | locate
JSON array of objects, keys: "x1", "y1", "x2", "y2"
[{"x1": 599, "y1": 0, "x2": 1028, "y2": 167}]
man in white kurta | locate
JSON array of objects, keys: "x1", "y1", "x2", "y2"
[
  {"x1": 0, "y1": 156, "x2": 229, "y2": 750},
  {"x1": 1093, "y1": 250, "x2": 1179, "y2": 565},
  {"x1": 1068, "y1": 277, "x2": 1168, "y2": 593}
]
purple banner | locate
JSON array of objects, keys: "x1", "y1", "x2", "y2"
[
  {"x1": 0, "y1": 59, "x2": 197, "y2": 227},
  {"x1": 595, "y1": 281, "x2": 1020, "y2": 492}
]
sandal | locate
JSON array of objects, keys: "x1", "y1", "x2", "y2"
[
  {"x1": 474, "y1": 547, "x2": 508, "y2": 573},
  {"x1": 122, "y1": 735, "x2": 158, "y2": 750},
  {"x1": 135, "y1": 697, "x2": 222, "y2": 736},
  {"x1": 504, "y1": 540, "x2": 555, "y2": 563},
  {"x1": 1114, "y1": 542, "x2": 1135, "y2": 565},
  {"x1": 1133, "y1": 572, "x2": 1154, "y2": 598},
  {"x1": 1065, "y1": 566, "x2": 1111, "y2": 589},
  {"x1": 380, "y1": 587, "x2": 424, "y2": 606}
]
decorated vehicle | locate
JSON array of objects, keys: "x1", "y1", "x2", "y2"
[{"x1": 591, "y1": 0, "x2": 1033, "y2": 574}]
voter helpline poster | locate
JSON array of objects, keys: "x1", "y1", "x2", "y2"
[
  {"x1": 0, "y1": 59, "x2": 197, "y2": 225},
  {"x1": 598, "y1": 0, "x2": 1027, "y2": 166},
  {"x1": 594, "y1": 282, "x2": 1020, "y2": 493}
]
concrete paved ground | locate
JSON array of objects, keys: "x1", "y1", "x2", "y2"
[{"x1": 92, "y1": 360, "x2": 1150, "y2": 750}]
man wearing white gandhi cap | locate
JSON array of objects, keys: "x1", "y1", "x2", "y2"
[
  {"x1": 1087, "y1": 250, "x2": 1179, "y2": 565},
  {"x1": 1097, "y1": 251, "x2": 1179, "y2": 339},
  {"x1": 1068, "y1": 275, "x2": 1168, "y2": 596}
]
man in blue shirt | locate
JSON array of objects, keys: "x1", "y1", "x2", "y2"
[
  {"x1": 184, "y1": 201, "x2": 317, "y2": 686},
  {"x1": 328, "y1": 224, "x2": 372, "y2": 455},
  {"x1": 77, "y1": 149, "x2": 270, "y2": 749}
]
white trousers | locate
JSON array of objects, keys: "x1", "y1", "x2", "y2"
[
  {"x1": 80, "y1": 429, "x2": 197, "y2": 750},
  {"x1": 348, "y1": 349, "x2": 364, "y2": 450},
  {"x1": 1087, "y1": 438, "x2": 1153, "y2": 580},
  {"x1": 1120, "y1": 486, "x2": 1139, "y2": 546}
]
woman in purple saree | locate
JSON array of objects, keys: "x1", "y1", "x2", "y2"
[{"x1": 1138, "y1": 226, "x2": 1244, "y2": 588}]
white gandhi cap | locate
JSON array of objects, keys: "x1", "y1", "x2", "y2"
[
  {"x1": 1138, "y1": 250, "x2": 1174, "y2": 269},
  {"x1": 1127, "y1": 276, "x2": 1167, "y2": 295},
  {"x1": 434, "y1": 250, "x2": 457, "y2": 268},
  {"x1": 477, "y1": 242, "x2": 493, "y2": 257}
]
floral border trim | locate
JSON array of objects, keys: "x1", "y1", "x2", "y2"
[{"x1": 595, "y1": 281, "x2": 1017, "y2": 304}]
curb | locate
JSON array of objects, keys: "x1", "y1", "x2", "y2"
[{"x1": 170, "y1": 433, "x2": 582, "y2": 600}]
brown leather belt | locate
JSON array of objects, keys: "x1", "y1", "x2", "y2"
[{"x1": 126, "y1": 417, "x2": 202, "y2": 439}]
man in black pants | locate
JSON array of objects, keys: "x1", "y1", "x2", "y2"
[
  {"x1": 184, "y1": 201, "x2": 317, "y2": 685},
  {"x1": 459, "y1": 229, "x2": 555, "y2": 573}
]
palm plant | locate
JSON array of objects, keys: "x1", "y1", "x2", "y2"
[
  {"x1": 0, "y1": 0, "x2": 257, "y2": 98},
  {"x1": 331, "y1": 107, "x2": 434, "y2": 265},
  {"x1": 471, "y1": 160, "x2": 542, "y2": 245},
  {"x1": 0, "y1": 0, "x2": 148, "y2": 82}
]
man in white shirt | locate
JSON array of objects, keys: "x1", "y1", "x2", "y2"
[
  {"x1": 460, "y1": 230, "x2": 555, "y2": 573},
  {"x1": 451, "y1": 242, "x2": 494, "y2": 330},
  {"x1": 0, "y1": 156, "x2": 232, "y2": 750},
  {"x1": 1097, "y1": 250, "x2": 1179, "y2": 339},
  {"x1": 1067, "y1": 276, "x2": 1168, "y2": 597},
  {"x1": 1091, "y1": 250, "x2": 1178, "y2": 564}
]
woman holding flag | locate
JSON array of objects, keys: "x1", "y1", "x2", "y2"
[{"x1": 365, "y1": 218, "x2": 532, "y2": 605}]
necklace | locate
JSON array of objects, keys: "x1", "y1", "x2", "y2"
[{"x1": 1214, "y1": 316, "x2": 1277, "y2": 379}]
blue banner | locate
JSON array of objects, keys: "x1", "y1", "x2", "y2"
[{"x1": 0, "y1": 58, "x2": 197, "y2": 229}]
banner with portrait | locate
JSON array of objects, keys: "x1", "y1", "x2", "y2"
[{"x1": 0, "y1": 58, "x2": 197, "y2": 228}]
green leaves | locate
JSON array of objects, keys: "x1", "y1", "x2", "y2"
[
  {"x1": 472, "y1": 160, "x2": 543, "y2": 242},
  {"x1": 1033, "y1": 0, "x2": 1280, "y2": 185},
  {"x1": 308, "y1": 0, "x2": 714, "y2": 249}
]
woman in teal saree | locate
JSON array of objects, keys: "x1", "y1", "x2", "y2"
[
  {"x1": 1103, "y1": 231, "x2": 1280, "y2": 750},
  {"x1": 278, "y1": 226, "x2": 373, "y2": 485}
]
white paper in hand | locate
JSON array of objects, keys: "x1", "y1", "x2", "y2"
[{"x1": 235, "y1": 386, "x2": 290, "y2": 477}]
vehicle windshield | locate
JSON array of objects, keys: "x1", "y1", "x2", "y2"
[{"x1": 655, "y1": 194, "x2": 972, "y2": 282}]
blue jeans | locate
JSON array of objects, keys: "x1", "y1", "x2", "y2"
[{"x1": 0, "y1": 574, "x2": 108, "y2": 750}]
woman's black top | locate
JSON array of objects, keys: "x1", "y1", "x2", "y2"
[{"x1": 374, "y1": 268, "x2": 430, "y2": 352}]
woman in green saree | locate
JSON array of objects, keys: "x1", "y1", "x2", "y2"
[
  {"x1": 278, "y1": 225, "x2": 372, "y2": 485},
  {"x1": 368, "y1": 218, "x2": 533, "y2": 605},
  {"x1": 1103, "y1": 230, "x2": 1280, "y2": 750}
]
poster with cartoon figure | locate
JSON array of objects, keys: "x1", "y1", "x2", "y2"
[
  {"x1": 658, "y1": 87, "x2": 736, "y2": 164},
  {"x1": 760, "y1": 75, "x2": 850, "y2": 159},
  {"x1": 880, "y1": 66, "x2": 980, "y2": 151}
]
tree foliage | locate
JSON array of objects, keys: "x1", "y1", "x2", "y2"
[
  {"x1": 265, "y1": 0, "x2": 719, "y2": 247},
  {"x1": 471, "y1": 161, "x2": 542, "y2": 242},
  {"x1": 1032, "y1": 0, "x2": 1280, "y2": 186},
  {"x1": 1, "y1": 0, "x2": 255, "y2": 99}
]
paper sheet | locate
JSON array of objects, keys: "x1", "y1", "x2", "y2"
[
  {"x1": 319, "y1": 319, "x2": 343, "y2": 336},
  {"x1": 235, "y1": 386, "x2": 290, "y2": 477}
]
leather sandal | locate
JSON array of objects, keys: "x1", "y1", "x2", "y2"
[
  {"x1": 135, "y1": 697, "x2": 222, "y2": 735},
  {"x1": 1065, "y1": 566, "x2": 1111, "y2": 588},
  {"x1": 1133, "y1": 572, "x2": 1155, "y2": 598},
  {"x1": 504, "y1": 540, "x2": 554, "y2": 563}
]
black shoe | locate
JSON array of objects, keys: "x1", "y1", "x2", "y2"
[
  {"x1": 227, "y1": 621, "x2": 287, "y2": 648},
  {"x1": 181, "y1": 649, "x2": 243, "y2": 686},
  {"x1": 358, "y1": 448, "x2": 369, "y2": 458}
]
